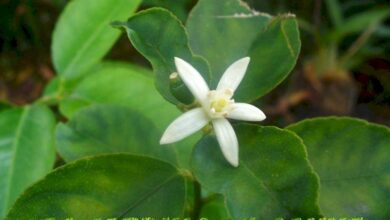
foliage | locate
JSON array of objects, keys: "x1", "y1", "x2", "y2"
[{"x1": 0, "y1": 0, "x2": 389, "y2": 219}]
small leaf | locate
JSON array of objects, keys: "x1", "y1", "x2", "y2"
[
  {"x1": 192, "y1": 124, "x2": 321, "y2": 219},
  {"x1": 287, "y1": 117, "x2": 390, "y2": 219},
  {"x1": 237, "y1": 16, "x2": 300, "y2": 101},
  {"x1": 332, "y1": 7, "x2": 390, "y2": 40},
  {"x1": 187, "y1": 0, "x2": 300, "y2": 101},
  {"x1": 0, "y1": 105, "x2": 56, "y2": 219},
  {"x1": 115, "y1": 8, "x2": 211, "y2": 104},
  {"x1": 6, "y1": 154, "x2": 186, "y2": 219},
  {"x1": 56, "y1": 105, "x2": 177, "y2": 165},
  {"x1": 52, "y1": 0, "x2": 141, "y2": 79}
]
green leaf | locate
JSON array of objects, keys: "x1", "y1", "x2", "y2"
[
  {"x1": 59, "y1": 62, "x2": 200, "y2": 169},
  {"x1": 192, "y1": 125, "x2": 321, "y2": 219},
  {"x1": 325, "y1": 0, "x2": 343, "y2": 28},
  {"x1": 141, "y1": 0, "x2": 192, "y2": 22},
  {"x1": 287, "y1": 117, "x2": 390, "y2": 219},
  {"x1": 56, "y1": 105, "x2": 177, "y2": 165},
  {"x1": 59, "y1": 62, "x2": 177, "y2": 131},
  {"x1": 52, "y1": 0, "x2": 141, "y2": 79},
  {"x1": 0, "y1": 105, "x2": 56, "y2": 219},
  {"x1": 333, "y1": 7, "x2": 390, "y2": 40},
  {"x1": 115, "y1": 8, "x2": 211, "y2": 104},
  {"x1": 6, "y1": 154, "x2": 186, "y2": 219},
  {"x1": 200, "y1": 195, "x2": 230, "y2": 219},
  {"x1": 187, "y1": 0, "x2": 300, "y2": 101}
]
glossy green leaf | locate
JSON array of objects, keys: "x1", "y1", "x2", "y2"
[
  {"x1": 56, "y1": 105, "x2": 177, "y2": 165},
  {"x1": 192, "y1": 125, "x2": 321, "y2": 219},
  {"x1": 287, "y1": 117, "x2": 390, "y2": 219},
  {"x1": 6, "y1": 154, "x2": 186, "y2": 219},
  {"x1": 0, "y1": 105, "x2": 56, "y2": 219},
  {"x1": 115, "y1": 8, "x2": 211, "y2": 104},
  {"x1": 187, "y1": 0, "x2": 300, "y2": 101},
  {"x1": 52, "y1": 0, "x2": 141, "y2": 79},
  {"x1": 59, "y1": 62, "x2": 200, "y2": 169}
]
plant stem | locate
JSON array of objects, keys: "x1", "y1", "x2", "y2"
[
  {"x1": 192, "y1": 180, "x2": 202, "y2": 220},
  {"x1": 339, "y1": 23, "x2": 376, "y2": 67}
]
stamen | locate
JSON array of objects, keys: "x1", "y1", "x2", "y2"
[{"x1": 169, "y1": 72, "x2": 178, "y2": 80}]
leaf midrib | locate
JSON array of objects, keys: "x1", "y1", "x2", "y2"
[
  {"x1": 117, "y1": 174, "x2": 179, "y2": 218},
  {"x1": 240, "y1": 161, "x2": 283, "y2": 210},
  {"x1": 3, "y1": 106, "x2": 31, "y2": 213}
]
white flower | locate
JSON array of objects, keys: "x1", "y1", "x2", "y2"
[{"x1": 160, "y1": 57, "x2": 266, "y2": 167}]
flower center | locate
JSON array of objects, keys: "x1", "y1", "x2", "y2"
[{"x1": 207, "y1": 89, "x2": 234, "y2": 118}]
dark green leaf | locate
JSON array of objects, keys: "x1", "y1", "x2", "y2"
[
  {"x1": 52, "y1": 0, "x2": 141, "y2": 79},
  {"x1": 6, "y1": 154, "x2": 186, "y2": 219},
  {"x1": 192, "y1": 124, "x2": 321, "y2": 219},
  {"x1": 0, "y1": 105, "x2": 56, "y2": 219},
  {"x1": 56, "y1": 105, "x2": 177, "y2": 165},
  {"x1": 115, "y1": 8, "x2": 211, "y2": 104},
  {"x1": 187, "y1": 0, "x2": 300, "y2": 101},
  {"x1": 287, "y1": 117, "x2": 390, "y2": 219}
]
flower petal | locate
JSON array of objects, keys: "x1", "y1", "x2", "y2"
[
  {"x1": 160, "y1": 108, "x2": 209, "y2": 144},
  {"x1": 217, "y1": 57, "x2": 250, "y2": 92},
  {"x1": 174, "y1": 57, "x2": 210, "y2": 104},
  {"x1": 227, "y1": 103, "x2": 266, "y2": 121},
  {"x1": 212, "y1": 118, "x2": 239, "y2": 167}
]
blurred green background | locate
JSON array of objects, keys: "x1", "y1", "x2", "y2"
[{"x1": 0, "y1": 0, "x2": 389, "y2": 126}]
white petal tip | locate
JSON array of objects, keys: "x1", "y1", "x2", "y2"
[
  {"x1": 230, "y1": 160, "x2": 239, "y2": 167},
  {"x1": 258, "y1": 111, "x2": 267, "y2": 121},
  {"x1": 174, "y1": 57, "x2": 184, "y2": 64},
  {"x1": 159, "y1": 135, "x2": 174, "y2": 145},
  {"x1": 242, "y1": 57, "x2": 250, "y2": 62},
  {"x1": 224, "y1": 153, "x2": 239, "y2": 167}
]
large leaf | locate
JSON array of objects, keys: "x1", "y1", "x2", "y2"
[
  {"x1": 115, "y1": 8, "x2": 211, "y2": 104},
  {"x1": 287, "y1": 117, "x2": 390, "y2": 219},
  {"x1": 56, "y1": 105, "x2": 177, "y2": 165},
  {"x1": 192, "y1": 124, "x2": 321, "y2": 219},
  {"x1": 187, "y1": 0, "x2": 300, "y2": 101},
  {"x1": 52, "y1": 0, "x2": 141, "y2": 79},
  {"x1": 0, "y1": 105, "x2": 56, "y2": 219},
  {"x1": 6, "y1": 154, "x2": 186, "y2": 219},
  {"x1": 58, "y1": 62, "x2": 199, "y2": 168}
]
